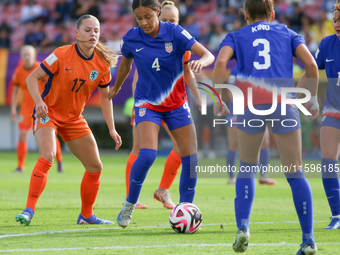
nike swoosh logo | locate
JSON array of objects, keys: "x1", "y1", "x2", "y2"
[
  {"x1": 326, "y1": 59, "x2": 334, "y2": 62},
  {"x1": 136, "y1": 48, "x2": 144, "y2": 52},
  {"x1": 66, "y1": 68, "x2": 73, "y2": 71},
  {"x1": 132, "y1": 179, "x2": 143, "y2": 183},
  {"x1": 327, "y1": 196, "x2": 334, "y2": 199},
  {"x1": 188, "y1": 187, "x2": 195, "y2": 191},
  {"x1": 34, "y1": 174, "x2": 44, "y2": 178}
]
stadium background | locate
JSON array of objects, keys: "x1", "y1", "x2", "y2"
[{"x1": 0, "y1": 0, "x2": 334, "y2": 157}]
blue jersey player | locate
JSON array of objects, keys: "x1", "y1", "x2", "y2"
[
  {"x1": 108, "y1": 0, "x2": 214, "y2": 228},
  {"x1": 213, "y1": 0, "x2": 319, "y2": 254},
  {"x1": 314, "y1": 3, "x2": 340, "y2": 230}
]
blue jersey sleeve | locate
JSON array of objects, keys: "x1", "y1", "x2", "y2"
[
  {"x1": 315, "y1": 38, "x2": 325, "y2": 70},
  {"x1": 120, "y1": 38, "x2": 133, "y2": 59},
  {"x1": 173, "y1": 25, "x2": 196, "y2": 52},
  {"x1": 219, "y1": 33, "x2": 236, "y2": 59},
  {"x1": 289, "y1": 29, "x2": 305, "y2": 57}
]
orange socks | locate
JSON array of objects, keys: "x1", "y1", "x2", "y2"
[
  {"x1": 56, "y1": 138, "x2": 63, "y2": 163},
  {"x1": 125, "y1": 153, "x2": 138, "y2": 197},
  {"x1": 26, "y1": 157, "x2": 52, "y2": 211},
  {"x1": 80, "y1": 171, "x2": 101, "y2": 218},
  {"x1": 159, "y1": 150, "x2": 181, "y2": 189},
  {"x1": 17, "y1": 141, "x2": 27, "y2": 169}
]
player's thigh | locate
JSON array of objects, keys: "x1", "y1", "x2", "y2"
[
  {"x1": 320, "y1": 126, "x2": 340, "y2": 160},
  {"x1": 170, "y1": 123, "x2": 197, "y2": 157},
  {"x1": 136, "y1": 121, "x2": 160, "y2": 150},
  {"x1": 237, "y1": 128, "x2": 264, "y2": 163},
  {"x1": 163, "y1": 123, "x2": 180, "y2": 154},
  {"x1": 227, "y1": 126, "x2": 238, "y2": 151},
  {"x1": 272, "y1": 129, "x2": 302, "y2": 172},
  {"x1": 66, "y1": 133, "x2": 102, "y2": 173},
  {"x1": 34, "y1": 126, "x2": 57, "y2": 162}
]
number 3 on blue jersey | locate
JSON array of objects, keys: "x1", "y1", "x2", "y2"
[
  {"x1": 152, "y1": 58, "x2": 160, "y2": 71},
  {"x1": 253, "y1": 39, "x2": 271, "y2": 70}
]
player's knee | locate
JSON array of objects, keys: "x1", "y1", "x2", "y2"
[
  {"x1": 91, "y1": 161, "x2": 103, "y2": 172},
  {"x1": 40, "y1": 152, "x2": 56, "y2": 163}
]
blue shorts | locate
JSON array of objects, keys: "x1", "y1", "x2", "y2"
[
  {"x1": 321, "y1": 115, "x2": 340, "y2": 129},
  {"x1": 226, "y1": 101, "x2": 237, "y2": 127},
  {"x1": 134, "y1": 101, "x2": 193, "y2": 130},
  {"x1": 236, "y1": 104, "x2": 301, "y2": 134}
]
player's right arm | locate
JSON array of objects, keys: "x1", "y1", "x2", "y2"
[
  {"x1": 10, "y1": 85, "x2": 20, "y2": 122},
  {"x1": 108, "y1": 56, "x2": 133, "y2": 99},
  {"x1": 26, "y1": 66, "x2": 48, "y2": 118}
]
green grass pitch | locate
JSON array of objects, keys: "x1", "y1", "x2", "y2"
[{"x1": 0, "y1": 151, "x2": 339, "y2": 254}]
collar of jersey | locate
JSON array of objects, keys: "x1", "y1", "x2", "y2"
[
  {"x1": 75, "y1": 43, "x2": 94, "y2": 60},
  {"x1": 140, "y1": 21, "x2": 167, "y2": 41}
]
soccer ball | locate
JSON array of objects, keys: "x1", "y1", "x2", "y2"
[{"x1": 169, "y1": 202, "x2": 202, "y2": 234}]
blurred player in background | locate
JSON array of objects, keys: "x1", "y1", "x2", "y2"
[
  {"x1": 214, "y1": 0, "x2": 318, "y2": 253},
  {"x1": 125, "y1": 0, "x2": 202, "y2": 210},
  {"x1": 10, "y1": 45, "x2": 63, "y2": 173},
  {"x1": 313, "y1": 3, "x2": 340, "y2": 230},
  {"x1": 15, "y1": 15, "x2": 122, "y2": 226},
  {"x1": 109, "y1": 0, "x2": 214, "y2": 228},
  {"x1": 225, "y1": 65, "x2": 275, "y2": 186}
]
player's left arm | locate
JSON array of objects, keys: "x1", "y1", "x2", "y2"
[
  {"x1": 184, "y1": 63, "x2": 201, "y2": 110},
  {"x1": 99, "y1": 86, "x2": 122, "y2": 150},
  {"x1": 189, "y1": 42, "x2": 215, "y2": 74}
]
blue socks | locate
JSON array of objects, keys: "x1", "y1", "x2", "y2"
[
  {"x1": 179, "y1": 154, "x2": 198, "y2": 203},
  {"x1": 285, "y1": 170, "x2": 314, "y2": 242},
  {"x1": 322, "y1": 158, "x2": 340, "y2": 216},
  {"x1": 259, "y1": 148, "x2": 270, "y2": 176},
  {"x1": 226, "y1": 150, "x2": 237, "y2": 178},
  {"x1": 235, "y1": 161, "x2": 257, "y2": 228},
  {"x1": 127, "y1": 148, "x2": 157, "y2": 204}
]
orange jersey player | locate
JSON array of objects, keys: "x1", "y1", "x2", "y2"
[
  {"x1": 10, "y1": 45, "x2": 63, "y2": 173},
  {"x1": 15, "y1": 15, "x2": 122, "y2": 226}
]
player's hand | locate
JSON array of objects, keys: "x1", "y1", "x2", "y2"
[
  {"x1": 11, "y1": 108, "x2": 17, "y2": 122},
  {"x1": 110, "y1": 129, "x2": 122, "y2": 150},
  {"x1": 214, "y1": 101, "x2": 229, "y2": 116},
  {"x1": 131, "y1": 108, "x2": 135, "y2": 119},
  {"x1": 305, "y1": 94, "x2": 319, "y2": 121},
  {"x1": 189, "y1": 60, "x2": 203, "y2": 74},
  {"x1": 108, "y1": 86, "x2": 121, "y2": 100},
  {"x1": 35, "y1": 101, "x2": 48, "y2": 118},
  {"x1": 305, "y1": 102, "x2": 319, "y2": 121}
]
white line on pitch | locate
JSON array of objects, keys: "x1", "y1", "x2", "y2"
[
  {"x1": 0, "y1": 220, "x2": 329, "y2": 239},
  {"x1": 1, "y1": 242, "x2": 340, "y2": 253}
]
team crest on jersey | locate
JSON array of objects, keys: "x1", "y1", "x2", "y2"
[
  {"x1": 40, "y1": 116, "x2": 50, "y2": 124},
  {"x1": 139, "y1": 107, "x2": 146, "y2": 117},
  {"x1": 90, "y1": 70, "x2": 99, "y2": 81},
  {"x1": 165, "y1": 42, "x2": 173, "y2": 53}
]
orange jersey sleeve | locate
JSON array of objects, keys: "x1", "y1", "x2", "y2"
[
  {"x1": 183, "y1": 51, "x2": 191, "y2": 65},
  {"x1": 40, "y1": 43, "x2": 112, "y2": 122}
]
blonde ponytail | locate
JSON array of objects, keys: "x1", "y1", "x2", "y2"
[{"x1": 95, "y1": 41, "x2": 120, "y2": 67}]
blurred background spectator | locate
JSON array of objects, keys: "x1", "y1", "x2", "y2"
[{"x1": 0, "y1": 0, "x2": 335, "y2": 55}]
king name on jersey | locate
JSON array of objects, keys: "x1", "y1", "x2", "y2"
[{"x1": 252, "y1": 24, "x2": 270, "y2": 33}]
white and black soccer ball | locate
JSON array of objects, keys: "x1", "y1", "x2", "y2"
[{"x1": 169, "y1": 202, "x2": 202, "y2": 234}]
